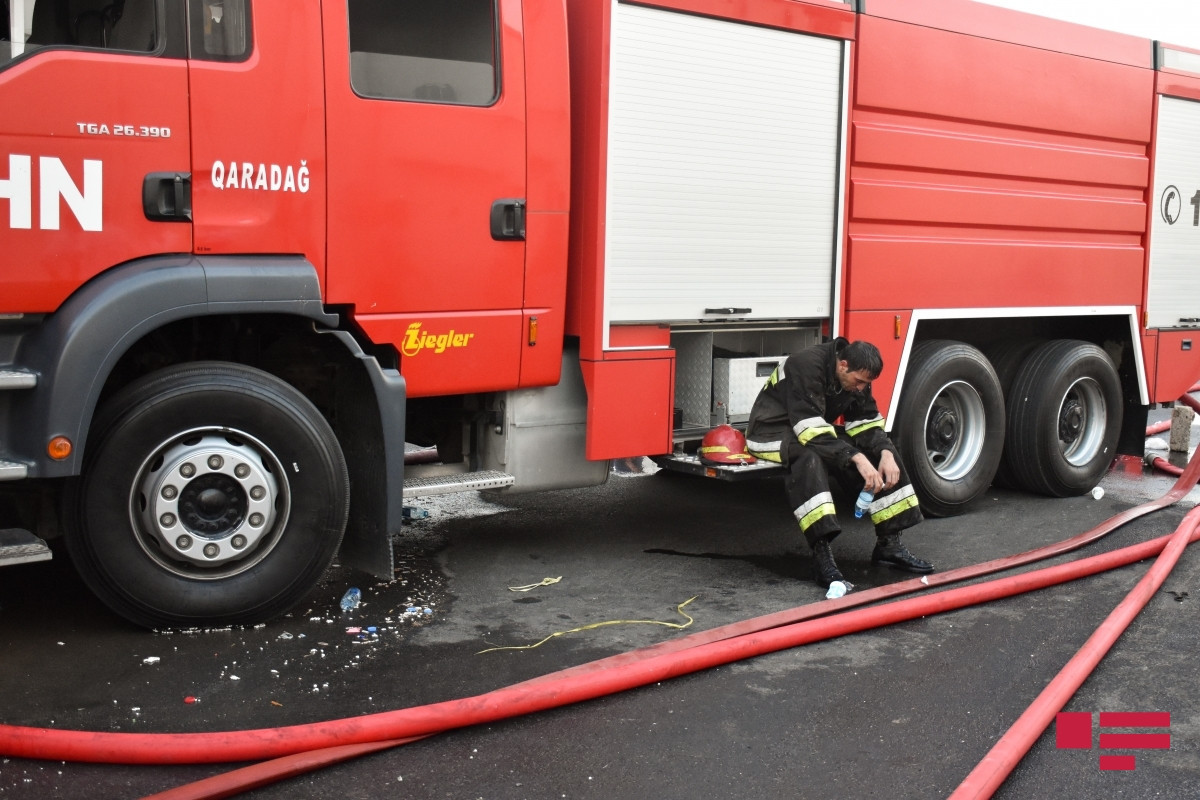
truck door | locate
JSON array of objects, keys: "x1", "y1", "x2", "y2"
[
  {"x1": 321, "y1": 0, "x2": 529, "y2": 395},
  {"x1": 186, "y1": 0, "x2": 327, "y2": 261},
  {"x1": 0, "y1": 0, "x2": 191, "y2": 313}
]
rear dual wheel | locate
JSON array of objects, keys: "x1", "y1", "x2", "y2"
[
  {"x1": 1003, "y1": 340, "x2": 1121, "y2": 496},
  {"x1": 894, "y1": 340, "x2": 1005, "y2": 517},
  {"x1": 63, "y1": 362, "x2": 349, "y2": 629}
]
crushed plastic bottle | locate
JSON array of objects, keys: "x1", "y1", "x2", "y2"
[
  {"x1": 854, "y1": 490, "x2": 874, "y2": 518},
  {"x1": 825, "y1": 580, "x2": 850, "y2": 600},
  {"x1": 339, "y1": 587, "x2": 361, "y2": 612}
]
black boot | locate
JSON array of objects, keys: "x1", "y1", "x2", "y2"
[
  {"x1": 811, "y1": 537, "x2": 845, "y2": 588},
  {"x1": 872, "y1": 534, "x2": 934, "y2": 574}
]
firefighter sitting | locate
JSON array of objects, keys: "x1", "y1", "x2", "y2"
[{"x1": 744, "y1": 338, "x2": 934, "y2": 591}]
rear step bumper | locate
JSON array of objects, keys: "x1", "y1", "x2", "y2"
[{"x1": 652, "y1": 453, "x2": 782, "y2": 481}]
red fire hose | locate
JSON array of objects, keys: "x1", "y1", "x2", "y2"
[
  {"x1": 1145, "y1": 390, "x2": 1200, "y2": 476},
  {"x1": 949, "y1": 501, "x2": 1200, "y2": 798},
  {"x1": 1, "y1": 405, "x2": 1198, "y2": 799}
]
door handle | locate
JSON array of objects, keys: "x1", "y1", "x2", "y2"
[
  {"x1": 490, "y1": 198, "x2": 526, "y2": 241},
  {"x1": 142, "y1": 172, "x2": 192, "y2": 222}
]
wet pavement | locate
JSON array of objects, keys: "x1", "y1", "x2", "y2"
[{"x1": 2, "y1": 441, "x2": 1199, "y2": 799}]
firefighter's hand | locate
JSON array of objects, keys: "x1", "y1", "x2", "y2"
[
  {"x1": 852, "y1": 454, "x2": 885, "y2": 494},
  {"x1": 878, "y1": 449, "x2": 900, "y2": 490}
]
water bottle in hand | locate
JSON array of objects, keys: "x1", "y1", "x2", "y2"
[{"x1": 854, "y1": 490, "x2": 873, "y2": 518}]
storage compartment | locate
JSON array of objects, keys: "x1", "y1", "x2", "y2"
[
  {"x1": 670, "y1": 326, "x2": 820, "y2": 435},
  {"x1": 712, "y1": 356, "x2": 786, "y2": 424}
]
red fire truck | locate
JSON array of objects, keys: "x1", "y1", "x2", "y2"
[{"x1": 1, "y1": 0, "x2": 1198, "y2": 628}]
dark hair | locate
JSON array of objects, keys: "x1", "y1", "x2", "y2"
[{"x1": 842, "y1": 341, "x2": 883, "y2": 379}]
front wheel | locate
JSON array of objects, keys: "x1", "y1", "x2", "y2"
[
  {"x1": 63, "y1": 362, "x2": 349, "y2": 629},
  {"x1": 1004, "y1": 340, "x2": 1121, "y2": 496},
  {"x1": 893, "y1": 340, "x2": 1005, "y2": 517}
]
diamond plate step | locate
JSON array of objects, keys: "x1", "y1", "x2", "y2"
[
  {"x1": 0, "y1": 368, "x2": 37, "y2": 390},
  {"x1": 0, "y1": 458, "x2": 29, "y2": 481},
  {"x1": 0, "y1": 529, "x2": 52, "y2": 566},
  {"x1": 403, "y1": 470, "x2": 515, "y2": 498},
  {"x1": 652, "y1": 452, "x2": 782, "y2": 481}
]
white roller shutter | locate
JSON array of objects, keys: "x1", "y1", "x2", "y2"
[
  {"x1": 603, "y1": 2, "x2": 845, "y2": 327},
  {"x1": 1147, "y1": 96, "x2": 1200, "y2": 329}
]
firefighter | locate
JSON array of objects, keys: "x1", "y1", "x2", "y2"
[{"x1": 745, "y1": 338, "x2": 933, "y2": 590}]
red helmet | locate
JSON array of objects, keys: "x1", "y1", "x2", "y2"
[{"x1": 698, "y1": 425, "x2": 757, "y2": 466}]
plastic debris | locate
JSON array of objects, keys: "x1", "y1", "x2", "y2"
[
  {"x1": 825, "y1": 580, "x2": 851, "y2": 600},
  {"x1": 183, "y1": 696, "x2": 199, "y2": 704},
  {"x1": 478, "y1": 597, "x2": 697, "y2": 654},
  {"x1": 508, "y1": 576, "x2": 562, "y2": 592},
  {"x1": 142, "y1": 656, "x2": 160, "y2": 665},
  {"x1": 1091, "y1": 486, "x2": 1105, "y2": 500},
  {"x1": 339, "y1": 587, "x2": 362, "y2": 612}
]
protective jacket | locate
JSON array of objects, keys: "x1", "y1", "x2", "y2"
[{"x1": 746, "y1": 338, "x2": 893, "y2": 469}]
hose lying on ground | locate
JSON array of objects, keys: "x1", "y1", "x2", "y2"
[{"x1": 2, "y1": 405, "x2": 1198, "y2": 800}]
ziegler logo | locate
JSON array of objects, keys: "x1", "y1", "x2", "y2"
[{"x1": 401, "y1": 323, "x2": 475, "y2": 357}]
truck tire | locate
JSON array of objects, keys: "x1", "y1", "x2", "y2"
[
  {"x1": 984, "y1": 338, "x2": 1040, "y2": 488},
  {"x1": 63, "y1": 362, "x2": 349, "y2": 629},
  {"x1": 1004, "y1": 340, "x2": 1121, "y2": 497},
  {"x1": 894, "y1": 340, "x2": 1005, "y2": 517}
]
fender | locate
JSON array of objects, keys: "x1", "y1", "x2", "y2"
[
  {"x1": 13, "y1": 255, "x2": 339, "y2": 475},
  {"x1": 11, "y1": 254, "x2": 406, "y2": 580}
]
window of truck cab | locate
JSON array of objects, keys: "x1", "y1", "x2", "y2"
[
  {"x1": 347, "y1": 0, "x2": 500, "y2": 106},
  {"x1": 0, "y1": 0, "x2": 253, "y2": 67}
]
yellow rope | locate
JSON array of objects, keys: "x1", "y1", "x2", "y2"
[
  {"x1": 507, "y1": 576, "x2": 563, "y2": 592},
  {"x1": 478, "y1": 597, "x2": 697, "y2": 654}
]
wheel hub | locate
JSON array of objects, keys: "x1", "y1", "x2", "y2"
[
  {"x1": 179, "y1": 474, "x2": 246, "y2": 535},
  {"x1": 1059, "y1": 398, "x2": 1085, "y2": 444},
  {"x1": 137, "y1": 433, "x2": 281, "y2": 568},
  {"x1": 928, "y1": 406, "x2": 959, "y2": 450}
]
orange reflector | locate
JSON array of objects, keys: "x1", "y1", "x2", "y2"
[
  {"x1": 47, "y1": 436, "x2": 72, "y2": 460},
  {"x1": 528, "y1": 315, "x2": 539, "y2": 346}
]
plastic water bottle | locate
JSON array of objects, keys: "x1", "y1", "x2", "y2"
[
  {"x1": 339, "y1": 587, "x2": 361, "y2": 612},
  {"x1": 854, "y1": 490, "x2": 874, "y2": 518}
]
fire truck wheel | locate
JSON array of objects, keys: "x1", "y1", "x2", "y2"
[
  {"x1": 983, "y1": 338, "x2": 1040, "y2": 488},
  {"x1": 893, "y1": 340, "x2": 1005, "y2": 517},
  {"x1": 62, "y1": 362, "x2": 349, "y2": 629},
  {"x1": 1004, "y1": 340, "x2": 1121, "y2": 497}
]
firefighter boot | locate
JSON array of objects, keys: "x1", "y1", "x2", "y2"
[
  {"x1": 810, "y1": 537, "x2": 845, "y2": 588},
  {"x1": 872, "y1": 533, "x2": 934, "y2": 574}
]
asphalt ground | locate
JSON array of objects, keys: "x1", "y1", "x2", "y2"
[{"x1": 2, "y1": 433, "x2": 1199, "y2": 799}]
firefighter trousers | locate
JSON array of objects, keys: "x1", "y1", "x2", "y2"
[{"x1": 749, "y1": 431, "x2": 923, "y2": 549}]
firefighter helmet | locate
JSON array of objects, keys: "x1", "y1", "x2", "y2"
[{"x1": 698, "y1": 424, "x2": 757, "y2": 466}]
